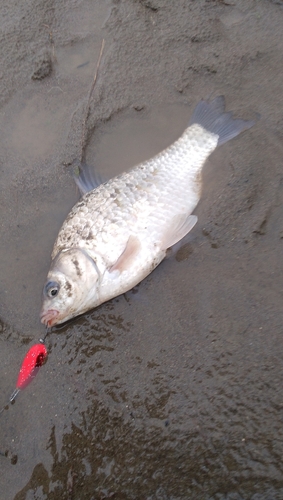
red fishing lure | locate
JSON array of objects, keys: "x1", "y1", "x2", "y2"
[
  {"x1": 9, "y1": 343, "x2": 48, "y2": 402},
  {"x1": 16, "y1": 343, "x2": 47, "y2": 390},
  {"x1": 0, "y1": 341, "x2": 48, "y2": 428}
]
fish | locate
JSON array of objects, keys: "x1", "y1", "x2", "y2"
[{"x1": 40, "y1": 96, "x2": 254, "y2": 326}]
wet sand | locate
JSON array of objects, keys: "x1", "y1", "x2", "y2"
[{"x1": 1, "y1": 0, "x2": 283, "y2": 498}]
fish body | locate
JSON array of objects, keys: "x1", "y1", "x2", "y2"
[{"x1": 40, "y1": 97, "x2": 254, "y2": 326}]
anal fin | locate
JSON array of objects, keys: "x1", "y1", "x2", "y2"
[{"x1": 161, "y1": 214, "x2": 198, "y2": 250}]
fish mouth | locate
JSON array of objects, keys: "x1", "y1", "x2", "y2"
[{"x1": 40, "y1": 309, "x2": 60, "y2": 327}]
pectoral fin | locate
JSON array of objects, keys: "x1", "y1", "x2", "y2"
[
  {"x1": 110, "y1": 235, "x2": 141, "y2": 273},
  {"x1": 161, "y1": 214, "x2": 198, "y2": 250}
]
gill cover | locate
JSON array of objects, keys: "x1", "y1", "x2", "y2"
[
  {"x1": 50, "y1": 247, "x2": 100, "y2": 277},
  {"x1": 42, "y1": 247, "x2": 101, "y2": 323}
]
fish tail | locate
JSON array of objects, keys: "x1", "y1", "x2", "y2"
[{"x1": 189, "y1": 96, "x2": 255, "y2": 145}]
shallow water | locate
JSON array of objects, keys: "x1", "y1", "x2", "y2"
[{"x1": 1, "y1": 0, "x2": 283, "y2": 499}]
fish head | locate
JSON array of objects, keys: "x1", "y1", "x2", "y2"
[{"x1": 40, "y1": 248, "x2": 100, "y2": 326}]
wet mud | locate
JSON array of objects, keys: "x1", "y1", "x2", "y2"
[{"x1": 1, "y1": 0, "x2": 283, "y2": 498}]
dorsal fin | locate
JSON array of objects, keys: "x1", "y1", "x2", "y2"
[{"x1": 73, "y1": 162, "x2": 104, "y2": 196}]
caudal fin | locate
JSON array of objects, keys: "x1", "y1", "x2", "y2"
[{"x1": 189, "y1": 96, "x2": 255, "y2": 145}]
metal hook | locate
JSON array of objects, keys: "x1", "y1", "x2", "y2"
[{"x1": 39, "y1": 325, "x2": 51, "y2": 344}]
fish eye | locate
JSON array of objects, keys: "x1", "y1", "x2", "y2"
[{"x1": 45, "y1": 281, "x2": 60, "y2": 299}]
